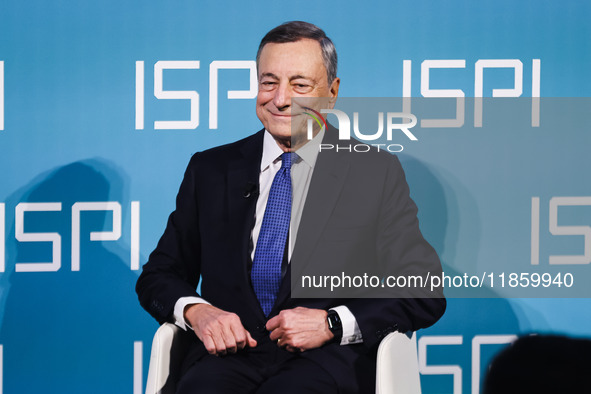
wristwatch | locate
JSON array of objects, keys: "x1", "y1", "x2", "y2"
[{"x1": 327, "y1": 310, "x2": 343, "y2": 343}]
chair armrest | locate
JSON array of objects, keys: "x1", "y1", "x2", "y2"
[
  {"x1": 145, "y1": 322, "x2": 191, "y2": 394},
  {"x1": 146, "y1": 323, "x2": 420, "y2": 394},
  {"x1": 376, "y1": 331, "x2": 421, "y2": 394}
]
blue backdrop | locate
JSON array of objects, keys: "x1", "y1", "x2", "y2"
[{"x1": 1, "y1": 1, "x2": 590, "y2": 393}]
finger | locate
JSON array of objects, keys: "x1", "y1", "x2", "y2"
[
  {"x1": 193, "y1": 320, "x2": 225, "y2": 355},
  {"x1": 201, "y1": 334, "x2": 218, "y2": 355},
  {"x1": 268, "y1": 327, "x2": 282, "y2": 341},
  {"x1": 228, "y1": 314, "x2": 253, "y2": 352},
  {"x1": 245, "y1": 330, "x2": 258, "y2": 348},
  {"x1": 265, "y1": 315, "x2": 280, "y2": 331},
  {"x1": 208, "y1": 325, "x2": 228, "y2": 356},
  {"x1": 231, "y1": 326, "x2": 247, "y2": 350},
  {"x1": 220, "y1": 323, "x2": 238, "y2": 354},
  {"x1": 285, "y1": 345, "x2": 302, "y2": 353}
]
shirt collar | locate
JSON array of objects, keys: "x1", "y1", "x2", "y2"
[
  {"x1": 261, "y1": 128, "x2": 325, "y2": 172},
  {"x1": 261, "y1": 131, "x2": 285, "y2": 172},
  {"x1": 295, "y1": 127, "x2": 324, "y2": 169}
]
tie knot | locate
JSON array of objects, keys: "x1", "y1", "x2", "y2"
[{"x1": 281, "y1": 152, "x2": 295, "y2": 169}]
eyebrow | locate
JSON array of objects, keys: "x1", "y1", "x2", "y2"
[
  {"x1": 259, "y1": 72, "x2": 279, "y2": 80},
  {"x1": 289, "y1": 75, "x2": 312, "y2": 82},
  {"x1": 259, "y1": 72, "x2": 314, "y2": 82}
]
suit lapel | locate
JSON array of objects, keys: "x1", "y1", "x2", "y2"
[{"x1": 226, "y1": 130, "x2": 265, "y2": 315}]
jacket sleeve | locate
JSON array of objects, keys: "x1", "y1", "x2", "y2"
[
  {"x1": 345, "y1": 154, "x2": 446, "y2": 349},
  {"x1": 136, "y1": 153, "x2": 204, "y2": 324}
]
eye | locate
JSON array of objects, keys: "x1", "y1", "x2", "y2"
[
  {"x1": 293, "y1": 83, "x2": 313, "y2": 93},
  {"x1": 259, "y1": 80, "x2": 277, "y2": 91}
]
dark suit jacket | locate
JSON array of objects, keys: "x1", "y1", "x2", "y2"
[{"x1": 136, "y1": 128, "x2": 445, "y2": 393}]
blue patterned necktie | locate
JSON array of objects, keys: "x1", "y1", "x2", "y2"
[{"x1": 251, "y1": 152, "x2": 294, "y2": 316}]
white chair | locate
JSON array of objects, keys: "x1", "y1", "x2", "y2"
[
  {"x1": 375, "y1": 330, "x2": 421, "y2": 394},
  {"x1": 145, "y1": 322, "x2": 421, "y2": 394}
]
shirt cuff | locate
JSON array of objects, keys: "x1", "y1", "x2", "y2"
[
  {"x1": 173, "y1": 296, "x2": 211, "y2": 330},
  {"x1": 330, "y1": 305, "x2": 363, "y2": 345}
]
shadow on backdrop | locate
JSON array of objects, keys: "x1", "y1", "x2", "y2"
[
  {"x1": 0, "y1": 159, "x2": 153, "y2": 393},
  {"x1": 400, "y1": 154, "x2": 520, "y2": 392}
]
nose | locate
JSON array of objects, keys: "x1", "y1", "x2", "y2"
[{"x1": 273, "y1": 82, "x2": 291, "y2": 110}]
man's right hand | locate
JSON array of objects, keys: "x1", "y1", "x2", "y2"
[{"x1": 184, "y1": 303, "x2": 257, "y2": 356}]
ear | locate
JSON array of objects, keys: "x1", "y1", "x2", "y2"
[{"x1": 328, "y1": 77, "x2": 340, "y2": 106}]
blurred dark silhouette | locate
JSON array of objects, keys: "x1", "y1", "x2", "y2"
[{"x1": 484, "y1": 334, "x2": 591, "y2": 394}]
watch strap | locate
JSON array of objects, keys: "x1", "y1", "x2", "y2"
[{"x1": 327, "y1": 310, "x2": 343, "y2": 343}]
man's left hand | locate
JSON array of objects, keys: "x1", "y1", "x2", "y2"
[{"x1": 266, "y1": 307, "x2": 334, "y2": 352}]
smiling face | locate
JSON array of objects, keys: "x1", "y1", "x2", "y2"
[{"x1": 256, "y1": 38, "x2": 340, "y2": 151}]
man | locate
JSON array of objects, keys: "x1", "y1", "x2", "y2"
[{"x1": 136, "y1": 21, "x2": 445, "y2": 393}]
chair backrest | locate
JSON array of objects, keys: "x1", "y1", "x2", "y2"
[{"x1": 375, "y1": 331, "x2": 421, "y2": 394}]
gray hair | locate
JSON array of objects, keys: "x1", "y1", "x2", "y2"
[{"x1": 256, "y1": 21, "x2": 338, "y2": 84}]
